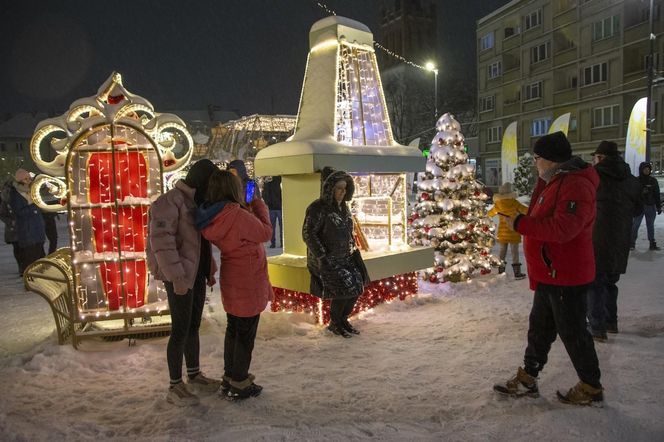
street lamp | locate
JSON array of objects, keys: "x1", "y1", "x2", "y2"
[{"x1": 425, "y1": 61, "x2": 439, "y2": 120}]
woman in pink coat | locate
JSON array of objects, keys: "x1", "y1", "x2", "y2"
[{"x1": 196, "y1": 170, "x2": 273, "y2": 400}]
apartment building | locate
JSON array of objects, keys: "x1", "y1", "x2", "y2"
[{"x1": 476, "y1": 0, "x2": 664, "y2": 183}]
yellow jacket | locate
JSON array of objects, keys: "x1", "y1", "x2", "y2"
[{"x1": 487, "y1": 193, "x2": 529, "y2": 244}]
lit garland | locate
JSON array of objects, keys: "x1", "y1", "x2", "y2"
[
  {"x1": 408, "y1": 114, "x2": 501, "y2": 283},
  {"x1": 28, "y1": 72, "x2": 194, "y2": 321},
  {"x1": 271, "y1": 272, "x2": 418, "y2": 324}
]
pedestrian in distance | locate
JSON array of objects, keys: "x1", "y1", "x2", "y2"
[
  {"x1": 197, "y1": 169, "x2": 273, "y2": 400},
  {"x1": 8, "y1": 169, "x2": 45, "y2": 276},
  {"x1": 630, "y1": 161, "x2": 661, "y2": 251},
  {"x1": 302, "y1": 167, "x2": 370, "y2": 338},
  {"x1": 493, "y1": 131, "x2": 604, "y2": 407},
  {"x1": 487, "y1": 182, "x2": 528, "y2": 279},
  {"x1": 587, "y1": 141, "x2": 642, "y2": 342},
  {"x1": 147, "y1": 159, "x2": 221, "y2": 407},
  {"x1": 0, "y1": 175, "x2": 20, "y2": 273},
  {"x1": 262, "y1": 176, "x2": 283, "y2": 248}
]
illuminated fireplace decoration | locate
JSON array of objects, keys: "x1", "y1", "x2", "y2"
[
  {"x1": 255, "y1": 16, "x2": 433, "y2": 323},
  {"x1": 28, "y1": 72, "x2": 193, "y2": 323}
]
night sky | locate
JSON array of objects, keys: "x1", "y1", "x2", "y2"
[{"x1": 0, "y1": 0, "x2": 510, "y2": 117}]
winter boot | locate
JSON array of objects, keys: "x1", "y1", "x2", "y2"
[
  {"x1": 187, "y1": 372, "x2": 222, "y2": 393},
  {"x1": 512, "y1": 263, "x2": 526, "y2": 280},
  {"x1": 606, "y1": 322, "x2": 619, "y2": 334},
  {"x1": 498, "y1": 261, "x2": 506, "y2": 274},
  {"x1": 220, "y1": 373, "x2": 254, "y2": 396},
  {"x1": 342, "y1": 319, "x2": 360, "y2": 335},
  {"x1": 226, "y1": 377, "x2": 263, "y2": 401},
  {"x1": 650, "y1": 241, "x2": 660, "y2": 251},
  {"x1": 556, "y1": 381, "x2": 604, "y2": 407},
  {"x1": 327, "y1": 322, "x2": 352, "y2": 338},
  {"x1": 493, "y1": 367, "x2": 539, "y2": 398},
  {"x1": 166, "y1": 382, "x2": 200, "y2": 406}
]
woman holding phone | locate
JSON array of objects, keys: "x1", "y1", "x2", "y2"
[{"x1": 196, "y1": 170, "x2": 273, "y2": 400}]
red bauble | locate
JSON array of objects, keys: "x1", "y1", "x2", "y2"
[
  {"x1": 480, "y1": 269, "x2": 490, "y2": 275},
  {"x1": 468, "y1": 224, "x2": 475, "y2": 230},
  {"x1": 424, "y1": 226, "x2": 431, "y2": 233},
  {"x1": 451, "y1": 234, "x2": 459, "y2": 241},
  {"x1": 421, "y1": 193, "x2": 430, "y2": 201},
  {"x1": 429, "y1": 274, "x2": 438, "y2": 283},
  {"x1": 482, "y1": 226, "x2": 489, "y2": 232},
  {"x1": 435, "y1": 266, "x2": 443, "y2": 273},
  {"x1": 60, "y1": 197, "x2": 68, "y2": 206},
  {"x1": 460, "y1": 209, "x2": 468, "y2": 217},
  {"x1": 474, "y1": 191, "x2": 480, "y2": 197},
  {"x1": 411, "y1": 213, "x2": 419, "y2": 220}
]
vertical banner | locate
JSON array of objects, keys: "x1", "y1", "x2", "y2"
[
  {"x1": 548, "y1": 112, "x2": 571, "y2": 135},
  {"x1": 501, "y1": 121, "x2": 518, "y2": 184},
  {"x1": 625, "y1": 97, "x2": 648, "y2": 176}
]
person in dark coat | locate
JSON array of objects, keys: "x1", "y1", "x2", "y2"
[
  {"x1": 228, "y1": 159, "x2": 261, "y2": 201},
  {"x1": 587, "y1": 141, "x2": 642, "y2": 341},
  {"x1": 302, "y1": 167, "x2": 370, "y2": 338},
  {"x1": 631, "y1": 161, "x2": 661, "y2": 250},
  {"x1": 493, "y1": 132, "x2": 604, "y2": 406},
  {"x1": 42, "y1": 211, "x2": 59, "y2": 255},
  {"x1": 262, "y1": 176, "x2": 282, "y2": 248},
  {"x1": 9, "y1": 169, "x2": 46, "y2": 276},
  {"x1": 0, "y1": 176, "x2": 20, "y2": 271}
]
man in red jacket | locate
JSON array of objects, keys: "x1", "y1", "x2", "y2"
[{"x1": 493, "y1": 131, "x2": 604, "y2": 406}]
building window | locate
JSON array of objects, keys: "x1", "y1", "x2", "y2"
[
  {"x1": 592, "y1": 105, "x2": 620, "y2": 128},
  {"x1": 480, "y1": 32, "x2": 494, "y2": 51},
  {"x1": 504, "y1": 26, "x2": 520, "y2": 38},
  {"x1": 583, "y1": 61, "x2": 608, "y2": 85},
  {"x1": 487, "y1": 126, "x2": 503, "y2": 143},
  {"x1": 531, "y1": 42, "x2": 550, "y2": 64},
  {"x1": 531, "y1": 118, "x2": 552, "y2": 136},
  {"x1": 479, "y1": 95, "x2": 495, "y2": 112},
  {"x1": 488, "y1": 61, "x2": 502, "y2": 79},
  {"x1": 569, "y1": 116, "x2": 578, "y2": 131},
  {"x1": 524, "y1": 9, "x2": 542, "y2": 30},
  {"x1": 524, "y1": 81, "x2": 543, "y2": 100},
  {"x1": 592, "y1": 15, "x2": 619, "y2": 41}
]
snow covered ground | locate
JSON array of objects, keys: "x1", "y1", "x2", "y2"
[{"x1": 0, "y1": 216, "x2": 663, "y2": 441}]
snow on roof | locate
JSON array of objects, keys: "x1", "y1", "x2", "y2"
[
  {"x1": 0, "y1": 112, "x2": 49, "y2": 138},
  {"x1": 309, "y1": 15, "x2": 373, "y2": 48}
]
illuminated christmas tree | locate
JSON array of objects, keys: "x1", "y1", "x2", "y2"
[
  {"x1": 513, "y1": 153, "x2": 536, "y2": 197},
  {"x1": 408, "y1": 113, "x2": 500, "y2": 283}
]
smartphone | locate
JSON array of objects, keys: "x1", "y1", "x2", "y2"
[{"x1": 245, "y1": 180, "x2": 256, "y2": 203}]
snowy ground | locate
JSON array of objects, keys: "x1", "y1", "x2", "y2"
[{"x1": 0, "y1": 216, "x2": 663, "y2": 442}]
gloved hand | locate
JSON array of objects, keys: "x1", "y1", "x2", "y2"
[{"x1": 173, "y1": 277, "x2": 189, "y2": 295}]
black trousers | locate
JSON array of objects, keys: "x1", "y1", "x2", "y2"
[
  {"x1": 17, "y1": 242, "x2": 45, "y2": 275},
  {"x1": 523, "y1": 283, "x2": 602, "y2": 388},
  {"x1": 43, "y1": 214, "x2": 58, "y2": 255},
  {"x1": 224, "y1": 313, "x2": 261, "y2": 383},
  {"x1": 165, "y1": 274, "x2": 206, "y2": 383},
  {"x1": 329, "y1": 296, "x2": 359, "y2": 326}
]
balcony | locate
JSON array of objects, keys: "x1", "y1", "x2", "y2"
[
  {"x1": 553, "y1": 88, "x2": 577, "y2": 105},
  {"x1": 553, "y1": 7, "x2": 577, "y2": 28},
  {"x1": 502, "y1": 67, "x2": 521, "y2": 83},
  {"x1": 503, "y1": 100, "x2": 521, "y2": 116},
  {"x1": 553, "y1": 46, "x2": 578, "y2": 66},
  {"x1": 502, "y1": 33, "x2": 521, "y2": 51}
]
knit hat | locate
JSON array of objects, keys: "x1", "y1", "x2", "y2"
[
  {"x1": 184, "y1": 159, "x2": 218, "y2": 204},
  {"x1": 592, "y1": 140, "x2": 620, "y2": 157},
  {"x1": 228, "y1": 159, "x2": 249, "y2": 181},
  {"x1": 498, "y1": 182, "x2": 513, "y2": 195},
  {"x1": 14, "y1": 168, "x2": 32, "y2": 184},
  {"x1": 533, "y1": 131, "x2": 572, "y2": 163}
]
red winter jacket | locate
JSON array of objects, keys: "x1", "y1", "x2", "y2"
[
  {"x1": 201, "y1": 199, "x2": 273, "y2": 317},
  {"x1": 515, "y1": 158, "x2": 599, "y2": 290}
]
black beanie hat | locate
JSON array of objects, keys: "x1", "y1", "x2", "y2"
[
  {"x1": 533, "y1": 131, "x2": 572, "y2": 163},
  {"x1": 184, "y1": 159, "x2": 218, "y2": 203}
]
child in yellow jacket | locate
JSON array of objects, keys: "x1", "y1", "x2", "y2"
[{"x1": 487, "y1": 182, "x2": 529, "y2": 279}]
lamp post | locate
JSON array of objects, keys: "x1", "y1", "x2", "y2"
[
  {"x1": 646, "y1": 0, "x2": 657, "y2": 162},
  {"x1": 425, "y1": 61, "x2": 439, "y2": 120}
]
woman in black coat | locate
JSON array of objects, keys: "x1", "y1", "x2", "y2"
[{"x1": 302, "y1": 168, "x2": 369, "y2": 338}]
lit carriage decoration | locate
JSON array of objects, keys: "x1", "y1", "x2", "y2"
[
  {"x1": 255, "y1": 17, "x2": 433, "y2": 323},
  {"x1": 24, "y1": 72, "x2": 193, "y2": 346}
]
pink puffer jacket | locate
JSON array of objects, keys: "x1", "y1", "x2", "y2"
[
  {"x1": 201, "y1": 199, "x2": 273, "y2": 317},
  {"x1": 146, "y1": 180, "x2": 216, "y2": 292}
]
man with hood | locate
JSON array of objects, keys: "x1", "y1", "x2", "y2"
[
  {"x1": 587, "y1": 141, "x2": 642, "y2": 341},
  {"x1": 147, "y1": 159, "x2": 220, "y2": 406},
  {"x1": 493, "y1": 132, "x2": 604, "y2": 406},
  {"x1": 302, "y1": 167, "x2": 369, "y2": 338},
  {"x1": 8, "y1": 169, "x2": 45, "y2": 275},
  {"x1": 228, "y1": 159, "x2": 261, "y2": 201},
  {"x1": 631, "y1": 161, "x2": 661, "y2": 251}
]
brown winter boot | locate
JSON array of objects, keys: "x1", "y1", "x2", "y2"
[
  {"x1": 493, "y1": 367, "x2": 539, "y2": 398},
  {"x1": 556, "y1": 381, "x2": 604, "y2": 407}
]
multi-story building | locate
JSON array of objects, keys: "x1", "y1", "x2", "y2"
[{"x1": 477, "y1": 0, "x2": 664, "y2": 185}]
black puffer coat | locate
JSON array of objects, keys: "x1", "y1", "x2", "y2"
[
  {"x1": 593, "y1": 156, "x2": 642, "y2": 273},
  {"x1": 302, "y1": 169, "x2": 369, "y2": 299},
  {"x1": 637, "y1": 162, "x2": 661, "y2": 210}
]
